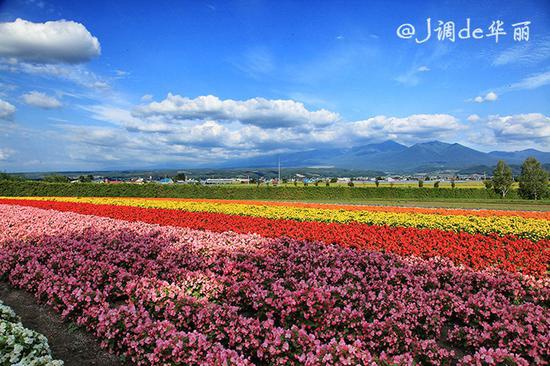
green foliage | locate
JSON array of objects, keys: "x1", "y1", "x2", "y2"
[
  {"x1": 451, "y1": 179, "x2": 456, "y2": 189},
  {"x1": 43, "y1": 175, "x2": 70, "y2": 183},
  {"x1": 375, "y1": 179, "x2": 380, "y2": 187},
  {"x1": 518, "y1": 157, "x2": 549, "y2": 200},
  {"x1": 0, "y1": 173, "x2": 25, "y2": 182},
  {"x1": 78, "y1": 174, "x2": 94, "y2": 183},
  {"x1": 492, "y1": 160, "x2": 514, "y2": 198},
  {"x1": 0, "y1": 180, "x2": 525, "y2": 200},
  {"x1": 173, "y1": 173, "x2": 186, "y2": 181},
  {"x1": 433, "y1": 181, "x2": 440, "y2": 188},
  {"x1": 418, "y1": 180, "x2": 424, "y2": 188},
  {"x1": 347, "y1": 181, "x2": 354, "y2": 187},
  {"x1": 483, "y1": 180, "x2": 493, "y2": 190},
  {"x1": 330, "y1": 177, "x2": 338, "y2": 183}
]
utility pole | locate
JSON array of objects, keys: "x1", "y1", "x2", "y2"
[{"x1": 278, "y1": 157, "x2": 281, "y2": 185}]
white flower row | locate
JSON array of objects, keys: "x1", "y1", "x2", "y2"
[{"x1": 0, "y1": 300, "x2": 63, "y2": 366}]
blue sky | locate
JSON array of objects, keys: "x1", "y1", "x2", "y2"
[{"x1": 0, "y1": 0, "x2": 549, "y2": 172}]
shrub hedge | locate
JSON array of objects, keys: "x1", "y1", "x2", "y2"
[{"x1": 0, "y1": 180, "x2": 529, "y2": 200}]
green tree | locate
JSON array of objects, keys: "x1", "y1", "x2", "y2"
[
  {"x1": 518, "y1": 157, "x2": 548, "y2": 200},
  {"x1": 330, "y1": 177, "x2": 338, "y2": 183},
  {"x1": 43, "y1": 175, "x2": 70, "y2": 183},
  {"x1": 450, "y1": 179, "x2": 456, "y2": 189},
  {"x1": 433, "y1": 181, "x2": 440, "y2": 188},
  {"x1": 78, "y1": 175, "x2": 93, "y2": 183},
  {"x1": 482, "y1": 179, "x2": 493, "y2": 190},
  {"x1": 0, "y1": 173, "x2": 25, "y2": 181},
  {"x1": 375, "y1": 178, "x2": 380, "y2": 187},
  {"x1": 491, "y1": 160, "x2": 513, "y2": 198},
  {"x1": 347, "y1": 181, "x2": 354, "y2": 187},
  {"x1": 173, "y1": 173, "x2": 186, "y2": 181},
  {"x1": 418, "y1": 179, "x2": 424, "y2": 188}
]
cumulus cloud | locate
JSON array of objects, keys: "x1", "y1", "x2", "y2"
[
  {"x1": 22, "y1": 91, "x2": 62, "y2": 109},
  {"x1": 467, "y1": 114, "x2": 480, "y2": 122},
  {"x1": 0, "y1": 148, "x2": 14, "y2": 161},
  {"x1": 486, "y1": 113, "x2": 550, "y2": 144},
  {"x1": 134, "y1": 94, "x2": 340, "y2": 129},
  {"x1": 0, "y1": 18, "x2": 100, "y2": 64},
  {"x1": 0, "y1": 99, "x2": 16, "y2": 119},
  {"x1": 348, "y1": 114, "x2": 461, "y2": 143},
  {"x1": 474, "y1": 91, "x2": 498, "y2": 103}
]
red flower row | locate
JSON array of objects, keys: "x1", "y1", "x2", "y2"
[{"x1": 2, "y1": 198, "x2": 548, "y2": 276}]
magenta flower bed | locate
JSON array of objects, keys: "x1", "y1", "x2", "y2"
[{"x1": 0, "y1": 204, "x2": 548, "y2": 365}]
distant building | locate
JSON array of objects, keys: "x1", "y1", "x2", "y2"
[
  {"x1": 157, "y1": 177, "x2": 174, "y2": 184},
  {"x1": 205, "y1": 178, "x2": 238, "y2": 184}
]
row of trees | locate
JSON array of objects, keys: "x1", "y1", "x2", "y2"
[{"x1": 489, "y1": 157, "x2": 548, "y2": 200}]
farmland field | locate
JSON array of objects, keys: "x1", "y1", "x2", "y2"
[{"x1": 0, "y1": 196, "x2": 548, "y2": 365}]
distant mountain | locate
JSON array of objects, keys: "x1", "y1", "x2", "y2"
[
  {"x1": 488, "y1": 149, "x2": 550, "y2": 164},
  {"x1": 350, "y1": 140, "x2": 407, "y2": 155},
  {"x1": 219, "y1": 140, "x2": 549, "y2": 173}
]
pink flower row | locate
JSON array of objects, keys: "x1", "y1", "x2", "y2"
[{"x1": 0, "y1": 204, "x2": 547, "y2": 365}]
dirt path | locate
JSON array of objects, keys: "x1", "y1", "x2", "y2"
[{"x1": 0, "y1": 282, "x2": 123, "y2": 366}]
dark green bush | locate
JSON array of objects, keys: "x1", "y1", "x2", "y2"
[{"x1": 0, "y1": 180, "x2": 528, "y2": 200}]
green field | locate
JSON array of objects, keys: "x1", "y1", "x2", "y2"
[{"x1": 1, "y1": 180, "x2": 549, "y2": 211}]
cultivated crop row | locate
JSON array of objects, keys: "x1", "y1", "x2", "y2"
[{"x1": 0, "y1": 204, "x2": 548, "y2": 365}]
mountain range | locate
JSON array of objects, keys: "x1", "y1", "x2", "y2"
[{"x1": 223, "y1": 141, "x2": 550, "y2": 173}]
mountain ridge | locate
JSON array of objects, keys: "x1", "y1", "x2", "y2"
[{"x1": 219, "y1": 140, "x2": 550, "y2": 173}]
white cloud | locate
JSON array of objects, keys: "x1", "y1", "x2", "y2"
[
  {"x1": 493, "y1": 37, "x2": 550, "y2": 66},
  {"x1": 232, "y1": 47, "x2": 274, "y2": 78},
  {"x1": 0, "y1": 18, "x2": 100, "y2": 64},
  {"x1": 0, "y1": 98, "x2": 16, "y2": 119},
  {"x1": 0, "y1": 148, "x2": 14, "y2": 160},
  {"x1": 0, "y1": 60, "x2": 111, "y2": 90},
  {"x1": 22, "y1": 91, "x2": 62, "y2": 109},
  {"x1": 467, "y1": 114, "x2": 480, "y2": 122},
  {"x1": 486, "y1": 113, "x2": 550, "y2": 144},
  {"x1": 348, "y1": 114, "x2": 461, "y2": 143},
  {"x1": 508, "y1": 71, "x2": 550, "y2": 91},
  {"x1": 474, "y1": 91, "x2": 498, "y2": 103},
  {"x1": 134, "y1": 94, "x2": 340, "y2": 129},
  {"x1": 141, "y1": 94, "x2": 153, "y2": 102},
  {"x1": 396, "y1": 65, "x2": 431, "y2": 86},
  {"x1": 114, "y1": 69, "x2": 129, "y2": 77},
  {"x1": 484, "y1": 91, "x2": 498, "y2": 101}
]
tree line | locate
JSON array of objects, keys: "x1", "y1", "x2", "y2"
[{"x1": 486, "y1": 157, "x2": 548, "y2": 200}]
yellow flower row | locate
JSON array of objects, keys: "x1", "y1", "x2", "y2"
[{"x1": 6, "y1": 196, "x2": 549, "y2": 241}]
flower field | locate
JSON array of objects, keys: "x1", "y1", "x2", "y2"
[
  {"x1": 0, "y1": 197, "x2": 548, "y2": 365},
  {"x1": 4, "y1": 196, "x2": 549, "y2": 240}
]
